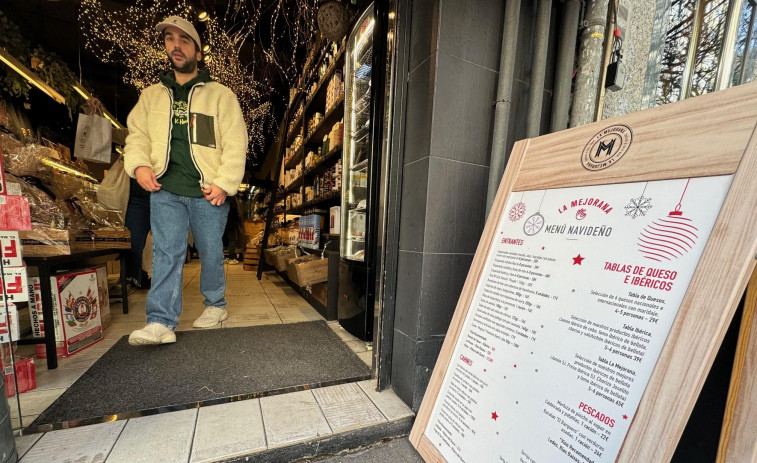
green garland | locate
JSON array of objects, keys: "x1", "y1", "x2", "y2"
[
  {"x1": 0, "y1": 10, "x2": 82, "y2": 119},
  {"x1": 0, "y1": 10, "x2": 32, "y2": 100},
  {"x1": 31, "y1": 47, "x2": 82, "y2": 119}
]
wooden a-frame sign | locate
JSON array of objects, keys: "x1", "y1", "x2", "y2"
[{"x1": 410, "y1": 81, "x2": 757, "y2": 462}]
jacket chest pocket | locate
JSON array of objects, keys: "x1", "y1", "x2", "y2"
[{"x1": 189, "y1": 112, "x2": 216, "y2": 148}]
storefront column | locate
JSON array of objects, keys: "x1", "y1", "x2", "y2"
[{"x1": 387, "y1": 0, "x2": 551, "y2": 411}]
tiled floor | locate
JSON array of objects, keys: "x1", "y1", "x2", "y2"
[{"x1": 11, "y1": 262, "x2": 412, "y2": 462}]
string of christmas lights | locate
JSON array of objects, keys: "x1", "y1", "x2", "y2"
[
  {"x1": 262, "y1": 0, "x2": 320, "y2": 88},
  {"x1": 79, "y1": 0, "x2": 273, "y2": 160}
]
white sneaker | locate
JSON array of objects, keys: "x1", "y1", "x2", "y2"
[
  {"x1": 193, "y1": 306, "x2": 228, "y2": 328},
  {"x1": 128, "y1": 323, "x2": 176, "y2": 346}
]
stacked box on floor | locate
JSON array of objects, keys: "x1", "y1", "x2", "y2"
[
  {"x1": 1, "y1": 232, "x2": 28, "y2": 305},
  {"x1": 28, "y1": 277, "x2": 45, "y2": 337},
  {"x1": 1, "y1": 232, "x2": 28, "y2": 391},
  {"x1": 29, "y1": 276, "x2": 67, "y2": 359},
  {"x1": 243, "y1": 245, "x2": 262, "y2": 272},
  {"x1": 94, "y1": 265, "x2": 111, "y2": 328},
  {"x1": 0, "y1": 150, "x2": 35, "y2": 395},
  {"x1": 3, "y1": 357, "x2": 36, "y2": 397},
  {"x1": 34, "y1": 269, "x2": 103, "y2": 359}
]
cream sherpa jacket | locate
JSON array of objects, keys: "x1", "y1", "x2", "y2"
[{"x1": 124, "y1": 79, "x2": 248, "y2": 195}]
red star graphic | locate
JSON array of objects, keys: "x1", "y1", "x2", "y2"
[
  {"x1": 623, "y1": 414, "x2": 628, "y2": 420},
  {"x1": 491, "y1": 411, "x2": 499, "y2": 421},
  {"x1": 572, "y1": 254, "x2": 585, "y2": 265}
]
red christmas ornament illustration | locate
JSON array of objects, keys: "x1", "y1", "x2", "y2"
[
  {"x1": 638, "y1": 179, "x2": 699, "y2": 262},
  {"x1": 509, "y1": 192, "x2": 527, "y2": 222},
  {"x1": 509, "y1": 202, "x2": 527, "y2": 222}
]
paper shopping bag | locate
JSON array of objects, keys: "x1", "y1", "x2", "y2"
[
  {"x1": 74, "y1": 113, "x2": 112, "y2": 163},
  {"x1": 97, "y1": 156, "x2": 130, "y2": 212}
]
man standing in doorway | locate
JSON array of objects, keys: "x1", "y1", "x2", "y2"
[{"x1": 124, "y1": 16, "x2": 247, "y2": 345}]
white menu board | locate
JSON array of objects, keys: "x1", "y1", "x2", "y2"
[{"x1": 424, "y1": 175, "x2": 733, "y2": 463}]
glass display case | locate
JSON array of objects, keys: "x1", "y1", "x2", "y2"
[{"x1": 340, "y1": 7, "x2": 375, "y2": 262}]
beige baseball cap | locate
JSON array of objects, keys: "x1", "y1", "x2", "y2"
[{"x1": 156, "y1": 16, "x2": 202, "y2": 49}]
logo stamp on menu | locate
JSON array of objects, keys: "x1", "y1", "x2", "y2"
[{"x1": 581, "y1": 124, "x2": 633, "y2": 171}]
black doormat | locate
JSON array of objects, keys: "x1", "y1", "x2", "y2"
[{"x1": 31, "y1": 320, "x2": 371, "y2": 428}]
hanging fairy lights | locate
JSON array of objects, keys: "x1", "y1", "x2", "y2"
[
  {"x1": 79, "y1": 0, "x2": 272, "y2": 160},
  {"x1": 261, "y1": 0, "x2": 320, "y2": 88},
  {"x1": 79, "y1": 0, "x2": 334, "y2": 162}
]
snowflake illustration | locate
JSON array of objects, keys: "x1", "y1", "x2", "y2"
[
  {"x1": 509, "y1": 202, "x2": 527, "y2": 222},
  {"x1": 625, "y1": 195, "x2": 653, "y2": 219}
]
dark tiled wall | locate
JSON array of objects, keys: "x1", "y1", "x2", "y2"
[
  {"x1": 390, "y1": 0, "x2": 554, "y2": 411},
  {"x1": 391, "y1": 0, "x2": 506, "y2": 411}
]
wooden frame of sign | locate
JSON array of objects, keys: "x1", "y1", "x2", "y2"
[
  {"x1": 410, "y1": 80, "x2": 757, "y2": 462},
  {"x1": 717, "y1": 266, "x2": 757, "y2": 462}
]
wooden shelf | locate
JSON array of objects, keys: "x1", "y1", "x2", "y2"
[
  {"x1": 306, "y1": 48, "x2": 346, "y2": 112},
  {"x1": 284, "y1": 176, "x2": 304, "y2": 194},
  {"x1": 305, "y1": 145, "x2": 343, "y2": 178},
  {"x1": 286, "y1": 114, "x2": 304, "y2": 146},
  {"x1": 305, "y1": 98, "x2": 344, "y2": 147},
  {"x1": 284, "y1": 145, "x2": 305, "y2": 170},
  {"x1": 299, "y1": 190, "x2": 342, "y2": 211}
]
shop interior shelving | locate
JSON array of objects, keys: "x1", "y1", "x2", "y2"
[
  {"x1": 280, "y1": 39, "x2": 346, "y2": 247},
  {"x1": 257, "y1": 35, "x2": 347, "y2": 314}
]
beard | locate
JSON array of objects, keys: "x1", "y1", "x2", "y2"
[{"x1": 167, "y1": 49, "x2": 198, "y2": 73}]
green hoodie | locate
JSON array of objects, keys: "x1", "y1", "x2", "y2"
[{"x1": 158, "y1": 68, "x2": 213, "y2": 198}]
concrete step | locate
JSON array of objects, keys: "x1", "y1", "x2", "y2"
[{"x1": 15, "y1": 380, "x2": 415, "y2": 463}]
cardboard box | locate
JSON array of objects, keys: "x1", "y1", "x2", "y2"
[
  {"x1": 329, "y1": 206, "x2": 341, "y2": 235},
  {"x1": 0, "y1": 302, "x2": 19, "y2": 343},
  {"x1": 244, "y1": 220, "x2": 266, "y2": 238},
  {"x1": 28, "y1": 277, "x2": 44, "y2": 338},
  {"x1": 0, "y1": 231, "x2": 22, "y2": 267},
  {"x1": 107, "y1": 260, "x2": 120, "y2": 275},
  {"x1": 36, "y1": 269, "x2": 102, "y2": 358},
  {"x1": 0, "y1": 143, "x2": 6, "y2": 195},
  {"x1": 298, "y1": 215, "x2": 323, "y2": 250},
  {"x1": 244, "y1": 246, "x2": 261, "y2": 264},
  {"x1": 3, "y1": 357, "x2": 36, "y2": 397},
  {"x1": 0, "y1": 195, "x2": 31, "y2": 231},
  {"x1": 3, "y1": 181, "x2": 21, "y2": 196},
  {"x1": 94, "y1": 265, "x2": 111, "y2": 329},
  {"x1": 0, "y1": 266, "x2": 28, "y2": 303},
  {"x1": 19, "y1": 227, "x2": 130, "y2": 257}
]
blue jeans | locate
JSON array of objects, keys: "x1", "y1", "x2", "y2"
[
  {"x1": 146, "y1": 189, "x2": 229, "y2": 329},
  {"x1": 124, "y1": 193, "x2": 150, "y2": 285}
]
